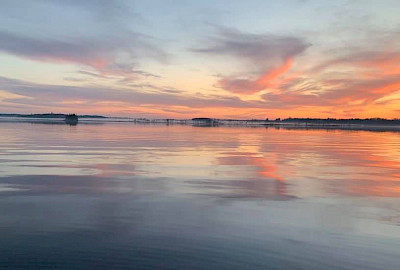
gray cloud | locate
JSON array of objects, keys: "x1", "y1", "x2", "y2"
[
  {"x1": 260, "y1": 74, "x2": 400, "y2": 109},
  {"x1": 0, "y1": 30, "x2": 167, "y2": 69},
  {"x1": 0, "y1": 0, "x2": 168, "y2": 82},
  {"x1": 193, "y1": 27, "x2": 311, "y2": 94},
  {"x1": 0, "y1": 76, "x2": 260, "y2": 110},
  {"x1": 193, "y1": 27, "x2": 310, "y2": 69}
]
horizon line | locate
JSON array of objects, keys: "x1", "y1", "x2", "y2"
[{"x1": 1, "y1": 112, "x2": 400, "y2": 121}]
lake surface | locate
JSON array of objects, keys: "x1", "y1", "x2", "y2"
[{"x1": 1, "y1": 122, "x2": 400, "y2": 269}]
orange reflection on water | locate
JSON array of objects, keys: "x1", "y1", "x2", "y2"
[
  {"x1": 218, "y1": 151, "x2": 284, "y2": 181},
  {"x1": 0, "y1": 122, "x2": 400, "y2": 198}
]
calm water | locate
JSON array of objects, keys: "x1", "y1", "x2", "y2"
[{"x1": 1, "y1": 122, "x2": 400, "y2": 269}]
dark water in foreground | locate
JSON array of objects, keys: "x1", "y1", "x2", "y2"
[{"x1": 0, "y1": 122, "x2": 400, "y2": 269}]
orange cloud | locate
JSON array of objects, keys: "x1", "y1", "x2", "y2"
[
  {"x1": 256, "y1": 58, "x2": 293, "y2": 87},
  {"x1": 218, "y1": 57, "x2": 294, "y2": 94}
]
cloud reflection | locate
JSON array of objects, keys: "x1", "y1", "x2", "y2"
[{"x1": 1, "y1": 124, "x2": 400, "y2": 199}]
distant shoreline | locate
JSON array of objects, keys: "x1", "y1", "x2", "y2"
[
  {"x1": 1, "y1": 115, "x2": 400, "y2": 132},
  {"x1": 0, "y1": 113, "x2": 106, "y2": 119}
]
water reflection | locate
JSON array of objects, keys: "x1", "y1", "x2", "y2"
[
  {"x1": 1, "y1": 123, "x2": 400, "y2": 198},
  {"x1": 0, "y1": 122, "x2": 400, "y2": 269}
]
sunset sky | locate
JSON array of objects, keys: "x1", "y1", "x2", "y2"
[{"x1": 1, "y1": 0, "x2": 400, "y2": 119}]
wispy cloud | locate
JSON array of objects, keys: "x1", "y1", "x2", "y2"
[
  {"x1": 192, "y1": 24, "x2": 400, "y2": 115},
  {"x1": 0, "y1": 76, "x2": 258, "y2": 113},
  {"x1": 266, "y1": 27, "x2": 400, "y2": 109},
  {"x1": 1, "y1": 1, "x2": 400, "y2": 118},
  {"x1": 0, "y1": 0, "x2": 168, "y2": 82},
  {"x1": 193, "y1": 27, "x2": 310, "y2": 94}
]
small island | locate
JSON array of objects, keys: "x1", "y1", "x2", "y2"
[
  {"x1": 192, "y1": 117, "x2": 218, "y2": 126},
  {"x1": 64, "y1": 114, "x2": 78, "y2": 125}
]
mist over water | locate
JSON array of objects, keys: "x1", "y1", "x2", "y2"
[{"x1": 1, "y1": 122, "x2": 400, "y2": 269}]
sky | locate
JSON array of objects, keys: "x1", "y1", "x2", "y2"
[{"x1": 1, "y1": 0, "x2": 400, "y2": 119}]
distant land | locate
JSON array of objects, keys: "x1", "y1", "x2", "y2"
[
  {"x1": 0, "y1": 113, "x2": 106, "y2": 119},
  {"x1": 1, "y1": 113, "x2": 400, "y2": 131}
]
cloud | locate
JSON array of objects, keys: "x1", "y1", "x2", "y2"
[
  {"x1": 2, "y1": 68, "x2": 399, "y2": 119},
  {"x1": 194, "y1": 27, "x2": 309, "y2": 65},
  {"x1": 192, "y1": 21, "x2": 400, "y2": 113},
  {"x1": 311, "y1": 49, "x2": 400, "y2": 76},
  {"x1": 259, "y1": 73, "x2": 400, "y2": 110},
  {"x1": 0, "y1": 1, "x2": 168, "y2": 82},
  {"x1": 1, "y1": 2, "x2": 400, "y2": 119},
  {"x1": 321, "y1": 75, "x2": 400, "y2": 104},
  {"x1": 218, "y1": 58, "x2": 294, "y2": 94},
  {"x1": 252, "y1": 24, "x2": 400, "y2": 112},
  {"x1": 76, "y1": 68, "x2": 161, "y2": 84},
  {"x1": 194, "y1": 27, "x2": 310, "y2": 94},
  {"x1": 0, "y1": 76, "x2": 259, "y2": 112}
]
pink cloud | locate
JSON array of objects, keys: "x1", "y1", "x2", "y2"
[{"x1": 218, "y1": 57, "x2": 294, "y2": 94}]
